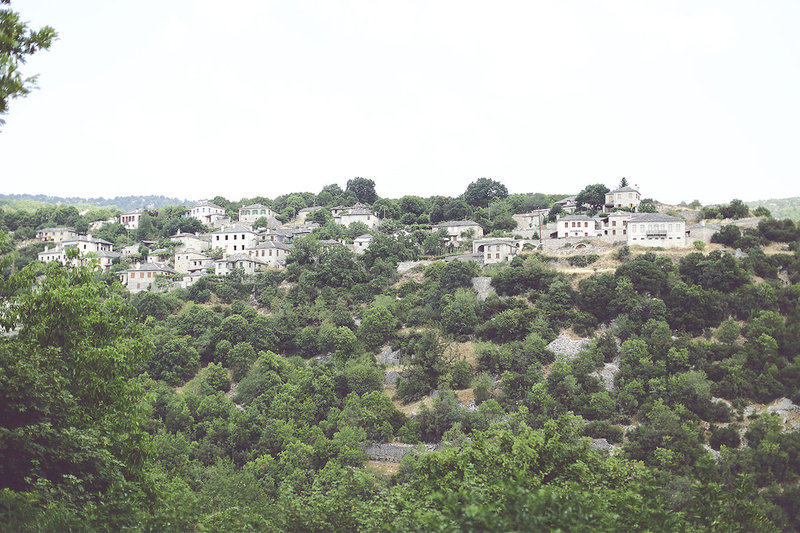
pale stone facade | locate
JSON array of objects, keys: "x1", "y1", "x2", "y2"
[
  {"x1": 187, "y1": 202, "x2": 226, "y2": 225},
  {"x1": 557, "y1": 215, "x2": 598, "y2": 238},
  {"x1": 599, "y1": 211, "x2": 632, "y2": 239},
  {"x1": 627, "y1": 213, "x2": 686, "y2": 247},
  {"x1": 512, "y1": 210, "x2": 549, "y2": 231},
  {"x1": 431, "y1": 220, "x2": 484, "y2": 243},
  {"x1": 36, "y1": 227, "x2": 78, "y2": 243},
  {"x1": 174, "y1": 250, "x2": 213, "y2": 273},
  {"x1": 333, "y1": 203, "x2": 380, "y2": 229},
  {"x1": 209, "y1": 225, "x2": 258, "y2": 257},
  {"x1": 238, "y1": 203, "x2": 277, "y2": 224},
  {"x1": 247, "y1": 241, "x2": 292, "y2": 268},
  {"x1": 215, "y1": 254, "x2": 267, "y2": 276},
  {"x1": 296, "y1": 206, "x2": 323, "y2": 223},
  {"x1": 473, "y1": 238, "x2": 521, "y2": 264},
  {"x1": 351, "y1": 234, "x2": 373, "y2": 254},
  {"x1": 119, "y1": 263, "x2": 177, "y2": 293},
  {"x1": 605, "y1": 186, "x2": 641, "y2": 210},
  {"x1": 119, "y1": 209, "x2": 145, "y2": 230},
  {"x1": 170, "y1": 232, "x2": 211, "y2": 252}
]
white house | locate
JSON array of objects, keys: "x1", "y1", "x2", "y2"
[
  {"x1": 351, "y1": 234, "x2": 373, "y2": 254},
  {"x1": 554, "y1": 196, "x2": 578, "y2": 214},
  {"x1": 627, "y1": 213, "x2": 686, "y2": 248},
  {"x1": 119, "y1": 209, "x2": 146, "y2": 230},
  {"x1": 557, "y1": 215, "x2": 598, "y2": 238},
  {"x1": 36, "y1": 227, "x2": 78, "y2": 243},
  {"x1": 431, "y1": 221, "x2": 484, "y2": 243},
  {"x1": 605, "y1": 186, "x2": 641, "y2": 210},
  {"x1": 214, "y1": 254, "x2": 268, "y2": 276},
  {"x1": 473, "y1": 238, "x2": 521, "y2": 264},
  {"x1": 209, "y1": 225, "x2": 258, "y2": 257},
  {"x1": 512, "y1": 210, "x2": 549, "y2": 231},
  {"x1": 296, "y1": 206, "x2": 323, "y2": 223},
  {"x1": 333, "y1": 203, "x2": 380, "y2": 230},
  {"x1": 118, "y1": 263, "x2": 177, "y2": 293},
  {"x1": 187, "y1": 202, "x2": 226, "y2": 225},
  {"x1": 239, "y1": 203, "x2": 277, "y2": 224},
  {"x1": 174, "y1": 250, "x2": 213, "y2": 273},
  {"x1": 170, "y1": 232, "x2": 211, "y2": 252},
  {"x1": 599, "y1": 211, "x2": 632, "y2": 239},
  {"x1": 247, "y1": 241, "x2": 292, "y2": 268}
]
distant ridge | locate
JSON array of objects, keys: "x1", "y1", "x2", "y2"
[
  {"x1": 747, "y1": 197, "x2": 800, "y2": 221},
  {"x1": 0, "y1": 193, "x2": 192, "y2": 211}
]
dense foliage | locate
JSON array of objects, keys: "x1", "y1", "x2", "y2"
[{"x1": 2, "y1": 173, "x2": 800, "y2": 530}]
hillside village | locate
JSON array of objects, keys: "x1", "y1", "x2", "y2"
[{"x1": 29, "y1": 180, "x2": 753, "y2": 293}]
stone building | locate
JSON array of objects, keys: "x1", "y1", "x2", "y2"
[{"x1": 627, "y1": 213, "x2": 686, "y2": 247}]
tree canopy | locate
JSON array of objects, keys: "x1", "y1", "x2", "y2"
[{"x1": 0, "y1": 0, "x2": 57, "y2": 127}]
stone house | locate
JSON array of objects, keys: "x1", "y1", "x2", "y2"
[
  {"x1": 333, "y1": 203, "x2": 381, "y2": 230},
  {"x1": 512, "y1": 210, "x2": 549, "y2": 231},
  {"x1": 170, "y1": 232, "x2": 211, "y2": 252},
  {"x1": 187, "y1": 202, "x2": 226, "y2": 225},
  {"x1": 247, "y1": 241, "x2": 292, "y2": 268},
  {"x1": 174, "y1": 250, "x2": 214, "y2": 273},
  {"x1": 119, "y1": 209, "x2": 146, "y2": 230},
  {"x1": 121, "y1": 244, "x2": 142, "y2": 257},
  {"x1": 557, "y1": 215, "x2": 598, "y2": 238},
  {"x1": 554, "y1": 196, "x2": 578, "y2": 214},
  {"x1": 36, "y1": 227, "x2": 78, "y2": 243},
  {"x1": 605, "y1": 186, "x2": 641, "y2": 210},
  {"x1": 686, "y1": 221, "x2": 721, "y2": 244},
  {"x1": 214, "y1": 254, "x2": 267, "y2": 276},
  {"x1": 599, "y1": 211, "x2": 632, "y2": 239},
  {"x1": 473, "y1": 238, "x2": 521, "y2": 264},
  {"x1": 627, "y1": 213, "x2": 686, "y2": 247},
  {"x1": 351, "y1": 234, "x2": 373, "y2": 254},
  {"x1": 296, "y1": 206, "x2": 323, "y2": 223},
  {"x1": 238, "y1": 203, "x2": 278, "y2": 225},
  {"x1": 148, "y1": 248, "x2": 172, "y2": 266},
  {"x1": 209, "y1": 225, "x2": 258, "y2": 257},
  {"x1": 119, "y1": 263, "x2": 177, "y2": 292},
  {"x1": 431, "y1": 220, "x2": 484, "y2": 243}
]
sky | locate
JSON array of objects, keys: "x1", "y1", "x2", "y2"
[{"x1": 2, "y1": 0, "x2": 800, "y2": 205}]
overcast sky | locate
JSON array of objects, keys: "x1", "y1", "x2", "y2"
[{"x1": 2, "y1": 1, "x2": 799, "y2": 205}]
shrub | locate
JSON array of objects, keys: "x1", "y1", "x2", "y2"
[{"x1": 583, "y1": 420, "x2": 624, "y2": 444}]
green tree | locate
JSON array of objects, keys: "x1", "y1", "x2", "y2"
[
  {"x1": 463, "y1": 177, "x2": 509, "y2": 208},
  {"x1": 0, "y1": 258, "x2": 154, "y2": 520},
  {"x1": 0, "y1": 0, "x2": 57, "y2": 127},
  {"x1": 358, "y1": 306, "x2": 397, "y2": 350},
  {"x1": 345, "y1": 177, "x2": 377, "y2": 204},
  {"x1": 575, "y1": 183, "x2": 610, "y2": 212}
]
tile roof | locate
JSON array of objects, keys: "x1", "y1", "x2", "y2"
[
  {"x1": 433, "y1": 220, "x2": 481, "y2": 227},
  {"x1": 629, "y1": 213, "x2": 683, "y2": 222}
]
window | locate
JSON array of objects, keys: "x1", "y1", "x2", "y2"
[
  {"x1": 495, "y1": 253, "x2": 500, "y2": 259},
  {"x1": 233, "y1": 234, "x2": 237, "y2": 240},
  {"x1": 612, "y1": 220, "x2": 616, "y2": 227}
]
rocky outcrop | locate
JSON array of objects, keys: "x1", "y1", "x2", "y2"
[
  {"x1": 397, "y1": 260, "x2": 432, "y2": 273},
  {"x1": 364, "y1": 443, "x2": 443, "y2": 462},
  {"x1": 590, "y1": 438, "x2": 615, "y2": 453},
  {"x1": 378, "y1": 346, "x2": 403, "y2": 366},
  {"x1": 471, "y1": 276, "x2": 493, "y2": 301},
  {"x1": 591, "y1": 357, "x2": 620, "y2": 391},
  {"x1": 547, "y1": 333, "x2": 592, "y2": 360}
]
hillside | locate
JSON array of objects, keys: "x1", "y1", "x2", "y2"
[
  {"x1": 748, "y1": 197, "x2": 800, "y2": 221},
  {"x1": 0, "y1": 193, "x2": 190, "y2": 211}
]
